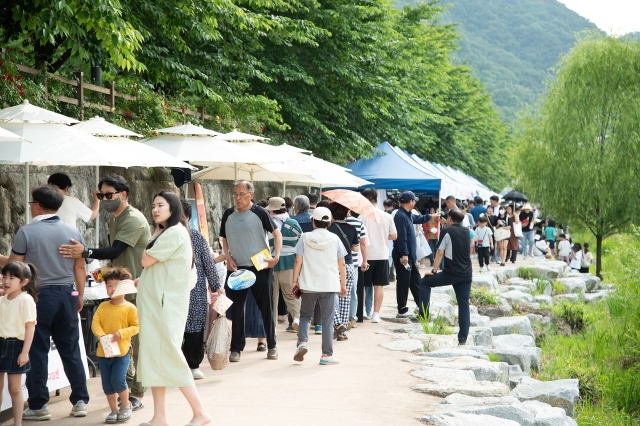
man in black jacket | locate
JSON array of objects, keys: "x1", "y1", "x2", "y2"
[
  {"x1": 420, "y1": 209, "x2": 473, "y2": 345},
  {"x1": 392, "y1": 191, "x2": 437, "y2": 318}
]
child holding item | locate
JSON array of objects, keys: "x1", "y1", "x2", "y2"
[
  {"x1": 91, "y1": 267, "x2": 139, "y2": 424},
  {"x1": 475, "y1": 215, "x2": 494, "y2": 271},
  {"x1": 0, "y1": 262, "x2": 39, "y2": 426}
]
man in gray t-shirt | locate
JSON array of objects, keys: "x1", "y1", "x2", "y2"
[
  {"x1": 0, "y1": 185, "x2": 89, "y2": 419},
  {"x1": 220, "y1": 181, "x2": 282, "y2": 362}
]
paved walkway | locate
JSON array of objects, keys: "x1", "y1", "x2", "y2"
[{"x1": 1, "y1": 255, "x2": 535, "y2": 426}]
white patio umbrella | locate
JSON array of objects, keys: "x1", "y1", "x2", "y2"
[
  {"x1": 155, "y1": 123, "x2": 222, "y2": 136},
  {"x1": 73, "y1": 116, "x2": 143, "y2": 137},
  {"x1": 0, "y1": 99, "x2": 79, "y2": 124},
  {"x1": 217, "y1": 130, "x2": 269, "y2": 141},
  {"x1": 0, "y1": 126, "x2": 32, "y2": 143},
  {"x1": 192, "y1": 164, "x2": 315, "y2": 184}
]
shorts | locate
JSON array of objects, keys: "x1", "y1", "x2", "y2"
[
  {"x1": 548, "y1": 240, "x2": 555, "y2": 249},
  {"x1": 363, "y1": 259, "x2": 389, "y2": 287},
  {"x1": 98, "y1": 348, "x2": 131, "y2": 395},
  {"x1": 0, "y1": 337, "x2": 30, "y2": 374}
]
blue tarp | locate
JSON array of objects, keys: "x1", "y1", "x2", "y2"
[{"x1": 346, "y1": 142, "x2": 441, "y2": 193}]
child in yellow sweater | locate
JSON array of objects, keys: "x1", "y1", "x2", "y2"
[{"x1": 91, "y1": 267, "x2": 139, "y2": 424}]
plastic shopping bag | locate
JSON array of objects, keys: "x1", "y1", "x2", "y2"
[
  {"x1": 206, "y1": 317, "x2": 232, "y2": 371},
  {"x1": 99, "y1": 335, "x2": 121, "y2": 358}
]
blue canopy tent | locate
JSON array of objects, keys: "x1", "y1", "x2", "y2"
[{"x1": 346, "y1": 142, "x2": 441, "y2": 196}]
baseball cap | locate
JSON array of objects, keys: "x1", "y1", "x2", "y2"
[
  {"x1": 399, "y1": 191, "x2": 417, "y2": 203},
  {"x1": 266, "y1": 197, "x2": 286, "y2": 211},
  {"x1": 312, "y1": 206, "x2": 332, "y2": 222}
]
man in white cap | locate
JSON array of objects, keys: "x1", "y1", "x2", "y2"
[{"x1": 265, "y1": 197, "x2": 303, "y2": 332}]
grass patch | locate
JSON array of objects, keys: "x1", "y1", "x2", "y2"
[
  {"x1": 416, "y1": 303, "x2": 453, "y2": 336},
  {"x1": 552, "y1": 280, "x2": 567, "y2": 295},
  {"x1": 487, "y1": 353, "x2": 502, "y2": 362},
  {"x1": 469, "y1": 285, "x2": 500, "y2": 306},
  {"x1": 519, "y1": 267, "x2": 540, "y2": 280},
  {"x1": 533, "y1": 277, "x2": 550, "y2": 296},
  {"x1": 552, "y1": 300, "x2": 587, "y2": 333}
]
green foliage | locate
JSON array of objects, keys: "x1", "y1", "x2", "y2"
[
  {"x1": 518, "y1": 267, "x2": 540, "y2": 280},
  {"x1": 533, "y1": 277, "x2": 550, "y2": 296},
  {"x1": 515, "y1": 33, "x2": 640, "y2": 276},
  {"x1": 417, "y1": 303, "x2": 453, "y2": 336},
  {"x1": 551, "y1": 281, "x2": 566, "y2": 296},
  {"x1": 552, "y1": 300, "x2": 586, "y2": 333},
  {"x1": 487, "y1": 353, "x2": 501, "y2": 362},
  {"x1": 469, "y1": 285, "x2": 499, "y2": 306},
  {"x1": 540, "y1": 232, "x2": 640, "y2": 423}
]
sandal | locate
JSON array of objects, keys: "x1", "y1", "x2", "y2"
[
  {"x1": 117, "y1": 407, "x2": 132, "y2": 422},
  {"x1": 257, "y1": 342, "x2": 267, "y2": 352},
  {"x1": 128, "y1": 396, "x2": 144, "y2": 411},
  {"x1": 337, "y1": 333, "x2": 348, "y2": 341},
  {"x1": 333, "y1": 325, "x2": 347, "y2": 340},
  {"x1": 105, "y1": 411, "x2": 118, "y2": 424}
]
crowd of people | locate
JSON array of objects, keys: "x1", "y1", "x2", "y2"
[{"x1": 0, "y1": 175, "x2": 593, "y2": 425}]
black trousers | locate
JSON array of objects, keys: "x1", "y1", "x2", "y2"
[
  {"x1": 419, "y1": 272, "x2": 472, "y2": 342},
  {"x1": 278, "y1": 290, "x2": 288, "y2": 316},
  {"x1": 27, "y1": 287, "x2": 89, "y2": 409},
  {"x1": 182, "y1": 328, "x2": 205, "y2": 370},
  {"x1": 356, "y1": 268, "x2": 365, "y2": 323},
  {"x1": 225, "y1": 267, "x2": 276, "y2": 352},
  {"x1": 506, "y1": 249, "x2": 517, "y2": 263},
  {"x1": 393, "y1": 257, "x2": 421, "y2": 314},
  {"x1": 477, "y1": 246, "x2": 491, "y2": 267}
]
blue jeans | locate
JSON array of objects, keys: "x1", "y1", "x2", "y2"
[
  {"x1": 364, "y1": 287, "x2": 373, "y2": 317},
  {"x1": 98, "y1": 348, "x2": 131, "y2": 395},
  {"x1": 349, "y1": 265, "x2": 359, "y2": 320},
  {"x1": 523, "y1": 231, "x2": 535, "y2": 256},
  {"x1": 419, "y1": 272, "x2": 472, "y2": 343}
]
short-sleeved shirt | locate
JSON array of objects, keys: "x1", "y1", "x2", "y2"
[
  {"x1": 544, "y1": 227, "x2": 556, "y2": 241},
  {"x1": 360, "y1": 209, "x2": 397, "y2": 260},
  {"x1": 346, "y1": 216, "x2": 367, "y2": 266},
  {"x1": 437, "y1": 224, "x2": 472, "y2": 278},
  {"x1": 328, "y1": 222, "x2": 359, "y2": 265},
  {"x1": 0, "y1": 292, "x2": 37, "y2": 340},
  {"x1": 519, "y1": 211, "x2": 534, "y2": 232},
  {"x1": 557, "y1": 240, "x2": 571, "y2": 256},
  {"x1": 12, "y1": 216, "x2": 85, "y2": 286},
  {"x1": 475, "y1": 226, "x2": 493, "y2": 247},
  {"x1": 57, "y1": 195, "x2": 92, "y2": 228},
  {"x1": 109, "y1": 206, "x2": 151, "y2": 279},
  {"x1": 220, "y1": 204, "x2": 277, "y2": 268},
  {"x1": 295, "y1": 234, "x2": 348, "y2": 258},
  {"x1": 470, "y1": 205, "x2": 487, "y2": 223}
]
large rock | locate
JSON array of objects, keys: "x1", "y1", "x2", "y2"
[
  {"x1": 584, "y1": 291, "x2": 609, "y2": 304},
  {"x1": 429, "y1": 404, "x2": 535, "y2": 426},
  {"x1": 492, "y1": 334, "x2": 536, "y2": 348},
  {"x1": 511, "y1": 378, "x2": 580, "y2": 417},
  {"x1": 419, "y1": 412, "x2": 521, "y2": 426},
  {"x1": 468, "y1": 327, "x2": 493, "y2": 347},
  {"x1": 553, "y1": 294, "x2": 580, "y2": 303},
  {"x1": 501, "y1": 290, "x2": 534, "y2": 303},
  {"x1": 403, "y1": 355, "x2": 509, "y2": 385},
  {"x1": 522, "y1": 400, "x2": 578, "y2": 426},
  {"x1": 580, "y1": 275, "x2": 600, "y2": 292},
  {"x1": 526, "y1": 314, "x2": 551, "y2": 329},
  {"x1": 438, "y1": 393, "x2": 520, "y2": 407},
  {"x1": 493, "y1": 267, "x2": 520, "y2": 283},
  {"x1": 505, "y1": 285, "x2": 534, "y2": 293},
  {"x1": 527, "y1": 265, "x2": 560, "y2": 281},
  {"x1": 473, "y1": 274, "x2": 499, "y2": 290},
  {"x1": 429, "y1": 301, "x2": 456, "y2": 324},
  {"x1": 417, "y1": 348, "x2": 490, "y2": 361},
  {"x1": 555, "y1": 278, "x2": 586, "y2": 295},
  {"x1": 489, "y1": 316, "x2": 536, "y2": 339},
  {"x1": 413, "y1": 334, "x2": 459, "y2": 352},
  {"x1": 479, "y1": 306, "x2": 511, "y2": 319},
  {"x1": 509, "y1": 365, "x2": 529, "y2": 390},
  {"x1": 470, "y1": 313, "x2": 491, "y2": 327},
  {"x1": 413, "y1": 380, "x2": 511, "y2": 398},
  {"x1": 485, "y1": 347, "x2": 542, "y2": 374},
  {"x1": 533, "y1": 295, "x2": 553, "y2": 305},
  {"x1": 387, "y1": 324, "x2": 422, "y2": 334},
  {"x1": 411, "y1": 366, "x2": 476, "y2": 383},
  {"x1": 378, "y1": 339, "x2": 424, "y2": 352}
]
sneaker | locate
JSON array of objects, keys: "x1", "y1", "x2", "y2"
[
  {"x1": 117, "y1": 407, "x2": 132, "y2": 422},
  {"x1": 487, "y1": 265, "x2": 491, "y2": 271},
  {"x1": 23, "y1": 405, "x2": 52, "y2": 421},
  {"x1": 396, "y1": 312, "x2": 413, "y2": 318},
  {"x1": 348, "y1": 319, "x2": 357, "y2": 330},
  {"x1": 286, "y1": 325, "x2": 296, "y2": 333},
  {"x1": 319, "y1": 355, "x2": 340, "y2": 365},
  {"x1": 71, "y1": 401, "x2": 88, "y2": 417},
  {"x1": 105, "y1": 411, "x2": 118, "y2": 424},
  {"x1": 371, "y1": 312, "x2": 381, "y2": 323},
  {"x1": 191, "y1": 368, "x2": 205, "y2": 380},
  {"x1": 293, "y1": 343, "x2": 308, "y2": 362},
  {"x1": 458, "y1": 339, "x2": 467, "y2": 346},
  {"x1": 229, "y1": 351, "x2": 241, "y2": 362},
  {"x1": 277, "y1": 315, "x2": 286, "y2": 323},
  {"x1": 267, "y1": 348, "x2": 278, "y2": 360},
  {"x1": 292, "y1": 320, "x2": 299, "y2": 332},
  {"x1": 314, "y1": 325, "x2": 322, "y2": 334},
  {"x1": 389, "y1": 278, "x2": 396, "y2": 283}
]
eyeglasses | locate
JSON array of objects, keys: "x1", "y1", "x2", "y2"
[
  {"x1": 96, "y1": 192, "x2": 121, "y2": 201},
  {"x1": 28, "y1": 201, "x2": 38, "y2": 205},
  {"x1": 233, "y1": 192, "x2": 251, "y2": 199}
]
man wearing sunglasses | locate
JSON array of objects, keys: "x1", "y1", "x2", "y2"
[{"x1": 59, "y1": 173, "x2": 150, "y2": 410}]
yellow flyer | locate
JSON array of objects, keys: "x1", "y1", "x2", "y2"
[{"x1": 251, "y1": 249, "x2": 272, "y2": 271}]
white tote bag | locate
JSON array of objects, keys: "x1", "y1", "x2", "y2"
[{"x1": 513, "y1": 222, "x2": 523, "y2": 238}]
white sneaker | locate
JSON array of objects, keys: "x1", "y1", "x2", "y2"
[
  {"x1": 487, "y1": 265, "x2": 491, "y2": 271},
  {"x1": 372, "y1": 312, "x2": 381, "y2": 323},
  {"x1": 479, "y1": 266, "x2": 485, "y2": 272},
  {"x1": 191, "y1": 368, "x2": 205, "y2": 380}
]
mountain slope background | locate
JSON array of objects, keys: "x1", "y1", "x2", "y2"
[{"x1": 395, "y1": 0, "x2": 599, "y2": 122}]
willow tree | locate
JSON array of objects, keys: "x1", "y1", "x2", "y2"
[{"x1": 515, "y1": 32, "x2": 640, "y2": 277}]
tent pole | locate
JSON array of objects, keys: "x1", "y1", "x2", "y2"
[
  {"x1": 95, "y1": 166, "x2": 99, "y2": 246},
  {"x1": 250, "y1": 169, "x2": 254, "y2": 186},
  {"x1": 283, "y1": 181, "x2": 287, "y2": 198},
  {"x1": 234, "y1": 162, "x2": 237, "y2": 181},
  {"x1": 308, "y1": 182, "x2": 311, "y2": 194},
  {"x1": 25, "y1": 162, "x2": 30, "y2": 225}
]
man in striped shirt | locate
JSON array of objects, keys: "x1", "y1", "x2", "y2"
[
  {"x1": 347, "y1": 213, "x2": 368, "y2": 328},
  {"x1": 267, "y1": 197, "x2": 303, "y2": 331}
]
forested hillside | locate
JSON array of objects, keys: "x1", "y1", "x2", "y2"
[{"x1": 395, "y1": 0, "x2": 599, "y2": 122}]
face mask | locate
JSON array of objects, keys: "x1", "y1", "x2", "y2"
[
  {"x1": 499, "y1": 209, "x2": 506, "y2": 215},
  {"x1": 102, "y1": 198, "x2": 122, "y2": 213}
]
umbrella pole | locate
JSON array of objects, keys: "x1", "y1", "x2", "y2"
[
  {"x1": 24, "y1": 162, "x2": 30, "y2": 225},
  {"x1": 308, "y1": 182, "x2": 311, "y2": 194},
  {"x1": 95, "y1": 166, "x2": 99, "y2": 246},
  {"x1": 234, "y1": 162, "x2": 237, "y2": 181},
  {"x1": 250, "y1": 169, "x2": 254, "y2": 186}
]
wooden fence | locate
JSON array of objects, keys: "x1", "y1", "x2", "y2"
[{"x1": 1, "y1": 48, "x2": 212, "y2": 122}]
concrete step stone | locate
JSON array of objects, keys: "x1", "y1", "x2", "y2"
[
  {"x1": 378, "y1": 339, "x2": 424, "y2": 352},
  {"x1": 418, "y1": 412, "x2": 521, "y2": 426},
  {"x1": 511, "y1": 377, "x2": 580, "y2": 417},
  {"x1": 413, "y1": 381, "x2": 511, "y2": 398},
  {"x1": 411, "y1": 365, "x2": 477, "y2": 383},
  {"x1": 489, "y1": 316, "x2": 536, "y2": 339},
  {"x1": 492, "y1": 334, "x2": 536, "y2": 348}
]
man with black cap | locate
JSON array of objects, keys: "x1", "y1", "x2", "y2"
[
  {"x1": 392, "y1": 191, "x2": 438, "y2": 318},
  {"x1": 420, "y1": 209, "x2": 473, "y2": 345}
]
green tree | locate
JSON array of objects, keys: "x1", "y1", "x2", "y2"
[{"x1": 514, "y1": 32, "x2": 640, "y2": 277}]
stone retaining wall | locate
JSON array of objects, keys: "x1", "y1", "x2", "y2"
[{"x1": 0, "y1": 164, "x2": 309, "y2": 253}]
